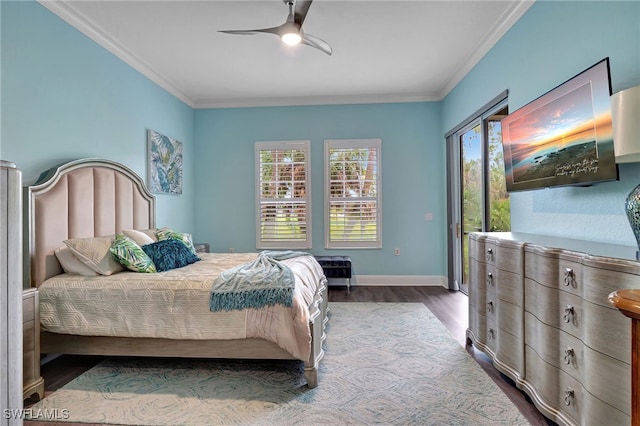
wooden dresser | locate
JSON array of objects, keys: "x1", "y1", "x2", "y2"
[
  {"x1": 468, "y1": 234, "x2": 525, "y2": 383},
  {"x1": 467, "y1": 232, "x2": 640, "y2": 426}
]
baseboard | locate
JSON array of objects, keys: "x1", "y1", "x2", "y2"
[{"x1": 328, "y1": 275, "x2": 448, "y2": 287}]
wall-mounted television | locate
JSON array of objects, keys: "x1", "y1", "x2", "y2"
[{"x1": 501, "y1": 58, "x2": 618, "y2": 192}]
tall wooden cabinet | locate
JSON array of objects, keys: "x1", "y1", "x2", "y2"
[
  {"x1": 467, "y1": 232, "x2": 640, "y2": 426},
  {"x1": 1, "y1": 161, "x2": 23, "y2": 426}
]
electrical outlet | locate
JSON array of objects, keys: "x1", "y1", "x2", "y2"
[
  {"x1": 424, "y1": 212, "x2": 433, "y2": 221},
  {"x1": 394, "y1": 248, "x2": 400, "y2": 256}
]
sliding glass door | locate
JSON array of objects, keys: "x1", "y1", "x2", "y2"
[
  {"x1": 447, "y1": 96, "x2": 510, "y2": 294},
  {"x1": 460, "y1": 123, "x2": 483, "y2": 293}
]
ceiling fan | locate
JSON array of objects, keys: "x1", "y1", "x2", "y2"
[{"x1": 219, "y1": 0, "x2": 333, "y2": 56}]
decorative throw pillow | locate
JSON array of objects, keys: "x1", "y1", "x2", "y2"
[
  {"x1": 122, "y1": 229, "x2": 156, "y2": 246},
  {"x1": 64, "y1": 235, "x2": 125, "y2": 276},
  {"x1": 142, "y1": 239, "x2": 200, "y2": 272},
  {"x1": 54, "y1": 246, "x2": 100, "y2": 276},
  {"x1": 110, "y1": 234, "x2": 157, "y2": 273},
  {"x1": 156, "y1": 227, "x2": 197, "y2": 254}
]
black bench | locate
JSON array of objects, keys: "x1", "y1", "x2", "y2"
[{"x1": 314, "y1": 255, "x2": 352, "y2": 292}]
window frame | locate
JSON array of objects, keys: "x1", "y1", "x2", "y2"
[
  {"x1": 324, "y1": 138, "x2": 382, "y2": 249},
  {"x1": 255, "y1": 140, "x2": 312, "y2": 250}
]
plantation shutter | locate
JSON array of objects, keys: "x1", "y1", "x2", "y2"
[
  {"x1": 325, "y1": 139, "x2": 382, "y2": 249},
  {"x1": 255, "y1": 141, "x2": 311, "y2": 249}
]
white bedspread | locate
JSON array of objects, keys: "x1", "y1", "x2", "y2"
[{"x1": 38, "y1": 252, "x2": 324, "y2": 361}]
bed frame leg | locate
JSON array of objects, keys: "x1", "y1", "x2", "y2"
[{"x1": 304, "y1": 367, "x2": 318, "y2": 388}]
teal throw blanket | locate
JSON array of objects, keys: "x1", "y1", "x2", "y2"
[{"x1": 209, "y1": 250, "x2": 311, "y2": 312}]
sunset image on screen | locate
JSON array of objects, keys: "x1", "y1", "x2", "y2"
[{"x1": 506, "y1": 81, "x2": 611, "y2": 183}]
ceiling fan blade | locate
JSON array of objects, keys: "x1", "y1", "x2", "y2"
[
  {"x1": 219, "y1": 26, "x2": 284, "y2": 37},
  {"x1": 294, "y1": 0, "x2": 313, "y2": 27},
  {"x1": 301, "y1": 32, "x2": 333, "y2": 55}
]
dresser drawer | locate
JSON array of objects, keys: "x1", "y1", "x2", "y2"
[
  {"x1": 582, "y1": 263, "x2": 640, "y2": 307},
  {"x1": 23, "y1": 294, "x2": 35, "y2": 323},
  {"x1": 525, "y1": 345, "x2": 582, "y2": 425},
  {"x1": 583, "y1": 300, "x2": 631, "y2": 363},
  {"x1": 525, "y1": 249, "x2": 583, "y2": 297},
  {"x1": 495, "y1": 241, "x2": 523, "y2": 274},
  {"x1": 525, "y1": 312, "x2": 584, "y2": 383},
  {"x1": 524, "y1": 345, "x2": 561, "y2": 421},
  {"x1": 497, "y1": 299, "x2": 522, "y2": 338},
  {"x1": 582, "y1": 388, "x2": 629, "y2": 426},
  {"x1": 583, "y1": 345, "x2": 630, "y2": 415},
  {"x1": 495, "y1": 269, "x2": 522, "y2": 306},
  {"x1": 525, "y1": 278, "x2": 584, "y2": 338},
  {"x1": 495, "y1": 328, "x2": 523, "y2": 376},
  {"x1": 556, "y1": 365, "x2": 583, "y2": 425}
]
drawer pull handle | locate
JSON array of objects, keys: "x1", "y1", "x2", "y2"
[
  {"x1": 486, "y1": 248, "x2": 494, "y2": 261},
  {"x1": 563, "y1": 305, "x2": 575, "y2": 323},
  {"x1": 563, "y1": 268, "x2": 575, "y2": 286},
  {"x1": 487, "y1": 300, "x2": 494, "y2": 313},
  {"x1": 488, "y1": 329, "x2": 495, "y2": 340},
  {"x1": 564, "y1": 387, "x2": 574, "y2": 406},
  {"x1": 486, "y1": 272, "x2": 494, "y2": 286},
  {"x1": 564, "y1": 347, "x2": 574, "y2": 364}
]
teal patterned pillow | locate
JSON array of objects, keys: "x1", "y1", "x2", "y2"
[
  {"x1": 156, "y1": 227, "x2": 197, "y2": 254},
  {"x1": 142, "y1": 239, "x2": 200, "y2": 272},
  {"x1": 110, "y1": 234, "x2": 157, "y2": 273}
]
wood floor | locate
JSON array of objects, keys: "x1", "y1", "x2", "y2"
[{"x1": 25, "y1": 286, "x2": 554, "y2": 426}]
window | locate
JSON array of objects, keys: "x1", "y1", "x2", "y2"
[
  {"x1": 255, "y1": 141, "x2": 311, "y2": 249},
  {"x1": 324, "y1": 139, "x2": 382, "y2": 249}
]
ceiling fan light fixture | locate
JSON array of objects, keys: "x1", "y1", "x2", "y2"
[
  {"x1": 280, "y1": 20, "x2": 301, "y2": 46},
  {"x1": 281, "y1": 31, "x2": 302, "y2": 45},
  {"x1": 219, "y1": 0, "x2": 332, "y2": 55}
]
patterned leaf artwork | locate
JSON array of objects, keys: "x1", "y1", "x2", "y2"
[{"x1": 148, "y1": 129, "x2": 183, "y2": 194}]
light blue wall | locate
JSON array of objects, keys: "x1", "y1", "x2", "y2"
[
  {"x1": 1, "y1": 1, "x2": 195, "y2": 232},
  {"x1": 194, "y1": 103, "x2": 446, "y2": 276},
  {"x1": 443, "y1": 0, "x2": 640, "y2": 246},
  {"x1": 3, "y1": 0, "x2": 639, "y2": 279}
]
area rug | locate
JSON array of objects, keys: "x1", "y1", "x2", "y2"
[{"x1": 27, "y1": 303, "x2": 530, "y2": 425}]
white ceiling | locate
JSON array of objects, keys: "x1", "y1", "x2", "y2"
[{"x1": 40, "y1": 0, "x2": 534, "y2": 108}]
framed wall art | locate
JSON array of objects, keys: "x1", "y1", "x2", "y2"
[{"x1": 147, "y1": 129, "x2": 183, "y2": 195}]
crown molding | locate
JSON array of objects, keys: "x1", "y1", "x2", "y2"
[
  {"x1": 37, "y1": 0, "x2": 196, "y2": 108},
  {"x1": 193, "y1": 92, "x2": 441, "y2": 109},
  {"x1": 438, "y1": 0, "x2": 535, "y2": 99}
]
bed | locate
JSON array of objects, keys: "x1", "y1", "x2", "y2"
[{"x1": 24, "y1": 158, "x2": 328, "y2": 388}]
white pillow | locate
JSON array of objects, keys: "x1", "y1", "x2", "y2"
[
  {"x1": 64, "y1": 235, "x2": 124, "y2": 276},
  {"x1": 54, "y1": 246, "x2": 99, "y2": 276},
  {"x1": 123, "y1": 229, "x2": 156, "y2": 246}
]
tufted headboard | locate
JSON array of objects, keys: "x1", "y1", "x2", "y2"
[{"x1": 25, "y1": 159, "x2": 155, "y2": 287}]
